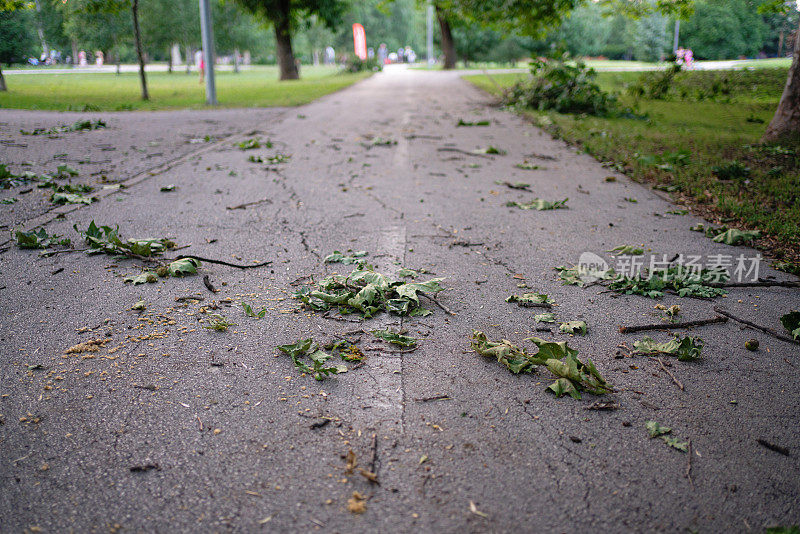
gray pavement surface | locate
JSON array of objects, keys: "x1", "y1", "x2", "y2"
[{"x1": 1, "y1": 65, "x2": 799, "y2": 533}]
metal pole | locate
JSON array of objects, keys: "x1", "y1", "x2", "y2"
[
  {"x1": 673, "y1": 19, "x2": 680, "y2": 54},
  {"x1": 199, "y1": 0, "x2": 217, "y2": 105},
  {"x1": 426, "y1": 0, "x2": 434, "y2": 65}
]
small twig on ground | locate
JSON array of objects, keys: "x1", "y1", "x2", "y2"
[
  {"x1": 713, "y1": 306, "x2": 800, "y2": 345},
  {"x1": 420, "y1": 292, "x2": 456, "y2": 315},
  {"x1": 413, "y1": 395, "x2": 451, "y2": 402},
  {"x1": 619, "y1": 316, "x2": 727, "y2": 334},
  {"x1": 362, "y1": 346, "x2": 418, "y2": 354},
  {"x1": 369, "y1": 433, "x2": 378, "y2": 473},
  {"x1": 321, "y1": 311, "x2": 363, "y2": 323},
  {"x1": 583, "y1": 401, "x2": 620, "y2": 411},
  {"x1": 226, "y1": 198, "x2": 272, "y2": 210},
  {"x1": 175, "y1": 295, "x2": 204, "y2": 302},
  {"x1": 40, "y1": 247, "x2": 90, "y2": 257},
  {"x1": 756, "y1": 438, "x2": 790, "y2": 456},
  {"x1": 686, "y1": 440, "x2": 694, "y2": 488},
  {"x1": 175, "y1": 255, "x2": 272, "y2": 269},
  {"x1": 436, "y1": 147, "x2": 492, "y2": 158},
  {"x1": 713, "y1": 280, "x2": 800, "y2": 288},
  {"x1": 651, "y1": 357, "x2": 684, "y2": 391},
  {"x1": 202, "y1": 274, "x2": 218, "y2": 293}
]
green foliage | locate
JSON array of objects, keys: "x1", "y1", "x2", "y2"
[
  {"x1": 506, "y1": 198, "x2": 568, "y2": 210},
  {"x1": 711, "y1": 228, "x2": 761, "y2": 245},
  {"x1": 608, "y1": 245, "x2": 644, "y2": 255},
  {"x1": 780, "y1": 311, "x2": 800, "y2": 340},
  {"x1": 457, "y1": 119, "x2": 490, "y2": 126},
  {"x1": 168, "y1": 257, "x2": 200, "y2": 277},
  {"x1": 74, "y1": 220, "x2": 174, "y2": 258},
  {"x1": 506, "y1": 293, "x2": 552, "y2": 307},
  {"x1": 0, "y1": 8, "x2": 37, "y2": 65},
  {"x1": 324, "y1": 250, "x2": 368, "y2": 265},
  {"x1": 371, "y1": 329, "x2": 417, "y2": 347},
  {"x1": 712, "y1": 160, "x2": 751, "y2": 181},
  {"x1": 471, "y1": 331, "x2": 612, "y2": 399},
  {"x1": 682, "y1": 0, "x2": 767, "y2": 60},
  {"x1": 21, "y1": 119, "x2": 106, "y2": 136},
  {"x1": 633, "y1": 335, "x2": 703, "y2": 361},
  {"x1": 15, "y1": 228, "x2": 71, "y2": 250},
  {"x1": 343, "y1": 55, "x2": 382, "y2": 73},
  {"x1": 242, "y1": 302, "x2": 267, "y2": 319},
  {"x1": 629, "y1": 69, "x2": 788, "y2": 103},
  {"x1": 646, "y1": 420, "x2": 688, "y2": 451},
  {"x1": 608, "y1": 266, "x2": 729, "y2": 299},
  {"x1": 534, "y1": 313, "x2": 556, "y2": 323},
  {"x1": 502, "y1": 55, "x2": 617, "y2": 116},
  {"x1": 277, "y1": 338, "x2": 348, "y2": 381},
  {"x1": 51, "y1": 192, "x2": 95, "y2": 205},
  {"x1": 204, "y1": 313, "x2": 235, "y2": 332},
  {"x1": 292, "y1": 266, "x2": 442, "y2": 319},
  {"x1": 559, "y1": 320, "x2": 587, "y2": 335},
  {"x1": 124, "y1": 271, "x2": 158, "y2": 284}
]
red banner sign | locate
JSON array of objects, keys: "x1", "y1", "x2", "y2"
[{"x1": 353, "y1": 23, "x2": 367, "y2": 60}]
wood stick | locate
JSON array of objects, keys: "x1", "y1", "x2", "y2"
[
  {"x1": 651, "y1": 357, "x2": 684, "y2": 390},
  {"x1": 226, "y1": 197, "x2": 272, "y2": 210},
  {"x1": 421, "y1": 292, "x2": 456, "y2": 315},
  {"x1": 714, "y1": 280, "x2": 800, "y2": 288},
  {"x1": 713, "y1": 306, "x2": 800, "y2": 345},
  {"x1": 436, "y1": 147, "x2": 493, "y2": 158},
  {"x1": 174, "y1": 255, "x2": 272, "y2": 269},
  {"x1": 619, "y1": 316, "x2": 727, "y2": 334},
  {"x1": 686, "y1": 440, "x2": 694, "y2": 487}
]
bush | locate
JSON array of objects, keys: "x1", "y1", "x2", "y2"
[
  {"x1": 343, "y1": 56, "x2": 382, "y2": 73},
  {"x1": 501, "y1": 54, "x2": 617, "y2": 115}
]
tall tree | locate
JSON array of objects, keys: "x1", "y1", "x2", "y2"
[
  {"x1": 761, "y1": 0, "x2": 800, "y2": 143},
  {"x1": 435, "y1": 4, "x2": 456, "y2": 68},
  {"x1": 232, "y1": 0, "x2": 347, "y2": 80},
  {"x1": 0, "y1": 0, "x2": 30, "y2": 91}
]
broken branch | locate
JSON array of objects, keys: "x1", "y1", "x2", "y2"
[
  {"x1": 713, "y1": 306, "x2": 800, "y2": 345},
  {"x1": 619, "y1": 316, "x2": 727, "y2": 334},
  {"x1": 175, "y1": 255, "x2": 272, "y2": 269}
]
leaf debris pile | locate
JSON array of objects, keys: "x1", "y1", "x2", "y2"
[
  {"x1": 293, "y1": 267, "x2": 443, "y2": 319},
  {"x1": 471, "y1": 331, "x2": 612, "y2": 399}
]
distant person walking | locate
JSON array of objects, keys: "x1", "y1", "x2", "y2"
[{"x1": 195, "y1": 49, "x2": 205, "y2": 83}]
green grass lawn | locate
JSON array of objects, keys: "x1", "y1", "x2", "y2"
[
  {"x1": 465, "y1": 68, "x2": 800, "y2": 267},
  {"x1": 0, "y1": 66, "x2": 372, "y2": 111}
]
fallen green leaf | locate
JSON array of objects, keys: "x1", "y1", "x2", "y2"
[
  {"x1": 633, "y1": 335, "x2": 703, "y2": 361},
  {"x1": 506, "y1": 198, "x2": 568, "y2": 210},
  {"x1": 371, "y1": 329, "x2": 417, "y2": 347},
  {"x1": 712, "y1": 228, "x2": 761, "y2": 246},
  {"x1": 534, "y1": 313, "x2": 556, "y2": 323},
  {"x1": 780, "y1": 311, "x2": 800, "y2": 340},
  {"x1": 242, "y1": 302, "x2": 267, "y2": 319},
  {"x1": 168, "y1": 257, "x2": 200, "y2": 277},
  {"x1": 506, "y1": 293, "x2": 552, "y2": 307},
  {"x1": 607, "y1": 244, "x2": 644, "y2": 255},
  {"x1": 559, "y1": 321, "x2": 587, "y2": 335}
]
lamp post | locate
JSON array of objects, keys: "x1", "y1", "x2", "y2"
[{"x1": 199, "y1": 0, "x2": 217, "y2": 105}]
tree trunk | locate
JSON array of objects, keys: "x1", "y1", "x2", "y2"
[
  {"x1": 234, "y1": 48, "x2": 240, "y2": 73},
  {"x1": 185, "y1": 44, "x2": 191, "y2": 74},
  {"x1": 131, "y1": 0, "x2": 149, "y2": 100},
  {"x1": 273, "y1": 1, "x2": 299, "y2": 80},
  {"x1": 167, "y1": 48, "x2": 173, "y2": 73},
  {"x1": 763, "y1": 18, "x2": 800, "y2": 144},
  {"x1": 71, "y1": 41, "x2": 78, "y2": 68},
  {"x1": 435, "y1": 6, "x2": 456, "y2": 70},
  {"x1": 0, "y1": 65, "x2": 6, "y2": 92}
]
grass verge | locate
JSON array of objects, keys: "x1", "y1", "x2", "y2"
[
  {"x1": 464, "y1": 69, "x2": 800, "y2": 270},
  {"x1": 0, "y1": 66, "x2": 372, "y2": 111}
]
